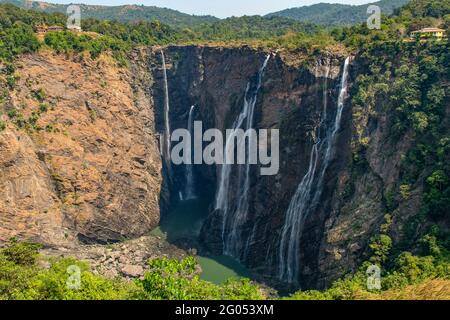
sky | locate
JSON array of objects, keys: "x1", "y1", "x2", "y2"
[{"x1": 49, "y1": 0, "x2": 376, "y2": 18}]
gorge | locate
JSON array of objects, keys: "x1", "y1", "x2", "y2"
[
  {"x1": 149, "y1": 45, "x2": 424, "y2": 291},
  {"x1": 1, "y1": 44, "x2": 446, "y2": 292}
]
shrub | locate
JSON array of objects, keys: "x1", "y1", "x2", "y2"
[
  {"x1": 1, "y1": 240, "x2": 41, "y2": 266},
  {"x1": 138, "y1": 257, "x2": 264, "y2": 300},
  {"x1": 39, "y1": 103, "x2": 48, "y2": 113},
  {"x1": 399, "y1": 184, "x2": 411, "y2": 200},
  {"x1": 369, "y1": 234, "x2": 393, "y2": 264},
  {"x1": 0, "y1": 241, "x2": 141, "y2": 300},
  {"x1": 22, "y1": 258, "x2": 141, "y2": 300},
  {"x1": 32, "y1": 88, "x2": 46, "y2": 102},
  {"x1": 7, "y1": 109, "x2": 17, "y2": 118}
]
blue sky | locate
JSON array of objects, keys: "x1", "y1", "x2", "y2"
[{"x1": 49, "y1": 0, "x2": 375, "y2": 18}]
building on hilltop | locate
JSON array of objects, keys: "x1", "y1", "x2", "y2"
[{"x1": 410, "y1": 28, "x2": 447, "y2": 40}]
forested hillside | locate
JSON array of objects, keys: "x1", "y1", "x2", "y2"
[
  {"x1": 267, "y1": 0, "x2": 410, "y2": 26},
  {"x1": 0, "y1": 0, "x2": 410, "y2": 28},
  {"x1": 0, "y1": 0, "x2": 218, "y2": 27}
]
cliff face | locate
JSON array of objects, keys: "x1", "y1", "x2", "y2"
[
  {"x1": 0, "y1": 50, "x2": 162, "y2": 246},
  {"x1": 148, "y1": 46, "x2": 434, "y2": 290},
  {"x1": 148, "y1": 46, "x2": 352, "y2": 289}
]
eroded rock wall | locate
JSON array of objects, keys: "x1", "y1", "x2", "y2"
[
  {"x1": 148, "y1": 46, "x2": 352, "y2": 289},
  {"x1": 0, "y1": 50, "x2": 162, "y2": 246},
  {"x1": 149, "y1": 46, "x2": 437, "y2": 291}
]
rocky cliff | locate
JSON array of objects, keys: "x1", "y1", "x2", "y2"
[
  {"x1": 148, "y1": 46, "x2": 352, "y2": 289},
  {"x1": 0, "y1": 50, "x2": 162, "y2": 246},
  {"x1": 148, "y1": 45, "x2": 445, "y2": 291}
]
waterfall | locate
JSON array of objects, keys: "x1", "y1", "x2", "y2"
[
  {"x1": 278, "y1": 57, "x2": 350, "y2": 285},
  {"x1": 311, "y1": 57, "x2": 350, "y2": 208},
  {"x1": 215, "y1": 55, "x2": 270, "y2": 258},
  {"x1": 184, "y1": 105, "x2": 197, "y2": 200},
  {"x1": 161, "y1": 50, "x2": 171, "y2": 174}
]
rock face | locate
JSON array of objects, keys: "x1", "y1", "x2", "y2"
[
  {"x1": 148, "y1": 46, "x2": 436, "y2": 291},
  {"x1": 0, "y1": 51, "x2": 162, "y2": 245},
  {"x1": 148, "y1": 46, "x2": 350, "y2": 289},
  {"x1": 0, "y1": 128, "x2": 67, "y2": 245}
]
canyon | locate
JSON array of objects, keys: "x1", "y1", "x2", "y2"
[{"x1": 0, "y1": 45, "x2": 433, "y2": 291}]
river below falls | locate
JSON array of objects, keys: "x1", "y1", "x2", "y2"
[{"x1": 150, "y1": 198, "x2": 252, "y2": 284}]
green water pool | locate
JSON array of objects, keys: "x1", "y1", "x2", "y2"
[{"x1": 149, "y1": 198, "x2": 251, "y2": 284}]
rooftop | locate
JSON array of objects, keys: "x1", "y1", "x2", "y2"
[{"x1": 412, "y1": 27, "x2": 446, "y2": 33}]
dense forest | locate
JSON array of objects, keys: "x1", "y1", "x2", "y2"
[
  {"x1": 0, "y1": 0, "x2": 448, "y2": 67},
  {"x1": 0, "y1": 0, "x2": 449, "y2": 300},
  {"x1": 0, "y1": 0, "x2": 219, "y2": 27},
  {"x1": 267, "y1": 0, "x2": 410, "y2": 26}
]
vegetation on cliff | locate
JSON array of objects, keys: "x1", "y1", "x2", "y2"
[
  {"x1": 333, "y1": 1, "x2": 449, "y2": 299},
  {"x1": 347, "y1": 0, "x2": 449, "y2": 284},
  {"x1": 286, "y1": 214, "x2": 449, "y2": 299},
  {"x1": 333, "y1": 0, "x2": 449, "y2": 50},
  {"x1": 0, "y1": 4, "x2": 181, "y2": 65}
]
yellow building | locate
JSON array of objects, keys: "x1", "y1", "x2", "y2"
[{"x1": 410, "y1": 28, "x2": 447, "y2": 40}]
